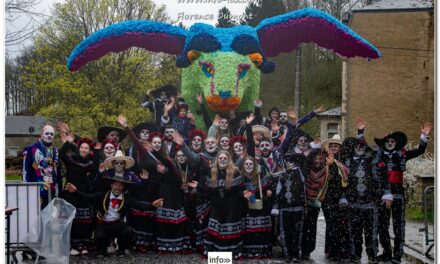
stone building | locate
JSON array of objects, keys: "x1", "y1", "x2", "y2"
[
  {"x1": 316, "y1": 107, "x2": 341, "y2": 141},
  {"x1": 341, "y1": 0, "x2": 434, "y2": 152}
]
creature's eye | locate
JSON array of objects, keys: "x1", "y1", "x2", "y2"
[
  {"x1": 199, "y1": 61, "x2": 215, "y2": 78},
  {"x1": 237, "y1": 64, "x2": 251, "y2": 80}
]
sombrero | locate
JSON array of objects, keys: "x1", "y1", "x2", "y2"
[
  {"x1": 103, "y1": 150, "x2": 135, "y2": 169},
  {"x1": 97, "y1": 126, "x2": 127, "y2": 142},
  {"x1": 245, "y1": 125, "x2": 271, "y2": 140},
  {"x1": 322, "y1": 134, "x2": 342, "y2": 151}
]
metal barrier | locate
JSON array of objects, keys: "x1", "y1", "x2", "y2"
[
  {"x1": 422, "y1": 186, "x2": 434, "y2": 258},
  {"x1": 5, "y1": 181, "x2": 52, "y2": 263}
]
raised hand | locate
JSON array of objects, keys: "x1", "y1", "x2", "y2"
[
  {"x1": 246, "y1": 113, "x2": 255, "y2": 124},
  {"x1": 164, "y1": 100, "x2": 174, "y2": 113},
  {"x1": 66, "y1": 132, "x2": 75, "y2": 143},
  {"x1": 254, "y1": 99, "x2": 263, "y2": 107},
  {"x1": 143, "y1": 141, "x2": 153, "y2": 152},
  {"x1": 188, "y1": 181, "x2": 198, "y2": 188},
  {"x1": 326, "y1": 152, "x2": 334, "y2": 165},
  {"x1": 56, "y1": 121, "x2": 71, "y2": 135},
  {"x1": 172, "y1": 131, "x2": 184, "y2": 146},
  {"x1": 314, "y1": 105, "x2": 325, "y2": 113},
  {"x1": 117, "y1": 114, "x2": 128, "y2": 128},
  {"x1": 287, "y1": 106, "x2": 297, "y2": 121},
  {"x1": 60, "y1": 132, "x2": 67, "y2": 143},
  {"x1": 99, "y1": 163, "x2": 105, "y2": 173},
  {"x1": 196, "y1": 93, "x2": 203, "y2": 104},
  {"x1": 213, "y1": 114, "x2": 221, "y2": 126},
  {"x1": 152, "y1": 198, "x2": 164, "y2": 208},
  {"x1": 187, "y1": 111, "x2": 195, "y2": 121},
  {"x1": 243, "y1": 190, "x2": 252, "y2": 200},
  {"x1": 95, "y1": 142, "x2": 102, "y2": 150},
  {"x1": 64, "y1": 183, "x2": 77, "y2": 193},
  {"x1": 140, "y1": 169, "x2": 149, "y2": 180},
  {"x1": 356, "y1": 117, "x2": 366, "y2": 130},
  {"x1": 421, "y1": 122, "x2": 433, "y2": 136}
]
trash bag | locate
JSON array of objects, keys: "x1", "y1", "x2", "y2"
[{"x1": 22, "y1": 198, "x2": 76, "y2": 264}]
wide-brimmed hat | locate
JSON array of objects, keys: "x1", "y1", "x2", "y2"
[
  {"x1": 246, "y1": 125, "x2": 271, "y2": 140},
  {"x1": 133, "y1": 122, "x2": 158, "y2": 136},
  {"x1": 374, "y1": 131, "x2": 407, "y2": 150},
  {"x1": 103, "y1": 150, "x2": 135, "y2": 169},
  {"x1": 322, "y1": 134, "x2": 342, "y2": 151},
  {"x1": 148, "y1": 84, "x2": 177, "y2": 98},
  {"x1": 102, "y1": 171, "x2": 137, "y2": 184},
  {"x1": 98, "y1": 126, "x2": 127, "y2": 142}
]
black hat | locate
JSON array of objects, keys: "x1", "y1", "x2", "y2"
[
  {"x1": 292, "y1": 129, "x2": 313, "y2": 145},
  {"x1": 374, "y1": 131, "x2": 407, "y2": 150},
  {"x1": 97, "y1": 126, "x2": 127, "y2": 143},
  {"x1": 133, "y1": 122, "x2": 158, "y2": 136},
  {"x1": 148, "y1": 84, "x2": 177, "y2": 98},
  {"x1": 103, "y1": 171, "x2": 137, "y2": 185}
]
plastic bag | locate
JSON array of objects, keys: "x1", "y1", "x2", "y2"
[{"x1": 22, "y1": 198, "x2": 76, "y2": 264}]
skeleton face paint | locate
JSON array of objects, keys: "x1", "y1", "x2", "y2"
[
  {"x1": 233, "y1": 142, "x2": 244, "y2": 156},
  {"x1": 41, "y1": 126, "x2": 55, "y2": 144},
  {"x1": 259, "y1": 141, "x2": 272, "y2": 155},
  {"x1": 107, "y1": 131, "x2": 120, "y2": 144},
  {"x1": 114, "y1": 160, "x2": 126, "y2": 173},
  {"x1": 279, "y1": 112, "x2": 288, "y2": 123},
  {"x1": 138, "y1": 129, "x2": 149, "y2": 141},
  {"x1": 152, "y1": 137, "x2": 162, "y2": 151},
  {"x1": 79, "y1": 143, "x2": 91, "y2": 158},
  {"x1": 191, "y1": 136, "x2": 202, "y2": 151},
  {"x1": 205, "y1": 138, "x2": 217, "y2": 153},
  {"x1": 217, "y1": 153, "x2": 229, "y2": 170},
  {"x1": 219, "y1": 137, "x2": 230, "y2": 150},
  {"x1": 176, "y1": 150, "x2": 187, "y2": 164},
  {"x1": 219, "y1": 119, "x2": 228, "y2": 130},
  {"x1": 104, "y1": 143, "x2": 116, "y2": 158},
  {"x1": 297, "y1": 136, "x2": 309, "y2": 151},
  {"x1": 328, "y1": 143, "x2": 341, "y2": 155},
  {"x1": 243, "y1": 159, "x2": 254, "y2": 174},
  {"x1": 385, "y1": 138, "x2": 396, "y2": 151},
  {"x1": 164, "y1": 128, "x2": 174, "y2": 141}
]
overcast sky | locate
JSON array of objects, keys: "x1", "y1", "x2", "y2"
[{"x1": 6, "y1": 0, "x2": 251, "y2": 57}]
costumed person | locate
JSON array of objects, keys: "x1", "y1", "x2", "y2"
[
  {"x1": 218, "y1": 135, "x2": 231, "y2": 151},
  {"x1": 59, "y1": 133, "x2": 95, "y2": 256},
  {"x1": 64, "y1": 157, "x2": 163, "y2": 257},
  {"x1": 97, "y1": 126, "x2": 127, "y2": 148},
  {"x1": 161, "y1": 124, "x2": 178, "y2": 158},
  {"x1": 371, "y1": 122, "x2": 432, "y2": 263},
  {"x1": 118, "y1": 115, "x2": 192, "y2": 254},
  {"x1": 230, "y1": 113, "x2": 256, "y2": 165},
  {"x1": 301, "y1": 149, "x2": 329, "y2": 259},
  {"x1": 188, "y1": 129, "x2": 206, "y2": 154},
  {"x1": 202, "y1": 137, "x2": 219, "y2": 165},
  {"x1": 246, "y1": 125, "x2": 271, "y2": 160},
  {"x1": 241, "y1": 156, "x2": 273, "y2": 259},
  {"x1": 273, "y1": 152, "x2": 306, "y2": 263},
  {"x1": 126, "y1": 121, "x2": 158, "y2": 168},
  {"x1": 208, "y1": 114, "x2": 233, "y2": 141},
  {"x1": 141, "y1": 84, "x2": 177, "y2": 127},
  {"x1": 91, "y1": 138, "x2": 118, "y2": 192},
  {"x1": 321, "y1": 135, "x2": 351, "y2": 261},
  {"x1": 22, "y1": 125, "x2": 60, "y2": 209},
  {"x1": 164, "y1": 102, "x2": 196, "y2": 141},
  {"x1": 201, "y1": 150, "x2": 246, "y2": 259}
]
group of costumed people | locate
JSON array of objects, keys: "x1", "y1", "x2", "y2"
[{"x1": 22, "y1": 85, "x2": 432, "y2": 263}]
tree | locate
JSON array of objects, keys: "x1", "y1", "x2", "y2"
[
  {"x1": 216, "y1": 6, "x2": 237, "y2": 28},
  {"x1": 17, "y1": 0, "x2": 180, "y2": 138}
]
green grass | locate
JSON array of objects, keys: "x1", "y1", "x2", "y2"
[
  {"x1": 6, "y1": 175, "x2": 22, "y2": 181},
  {"x1": 406, "y1": 207, "x2": 434, "y2": 223}
]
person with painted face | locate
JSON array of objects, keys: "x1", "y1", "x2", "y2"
[
  {"x1": 202, "y1": 137, "x2": 219, "y2": 165},
  {"x1": 301, "y1": 149, "x2": 329, "y2": 260},
  {"x1": 166, "y1": 103, "x2": 196, "y2": 141},
  {"x1": 141, "y1": 84, "x2": 177, "y2": 127},
  {"x1": 90, "y1": 138, "x2": 118, "y2": 192},
  {"x1": 208, "y1": 114, "x2": 233, "y2": 141},
  {"x1": 59, "y1": 134, "x2": 95, "y2": 256},
  {"x1": 64, "y1": 155, "x2": 163, "y2": 258},
  {"x1": 272, "y1": 152, "x2": 306, "y2": 263},
  {"x1": 229, "y1": 113, "x2": 256, "y2": 165},
  {"x1": 188, "y1": 129, "x2": 206, "y2": 154},
  {"x1": 118, "y1": 114, "x2": 193, "y2": 254},
  {"x1": 127, "y1": 122, "x2": 158, "y2": 170},
  {"x1": 97, "y1": 126, "x2": 127, "y2": 148},
  {"x1": 241, "y1": 156, "x2": 274, "y2": 259},
  {"x1": 22, "y1": 125, "x2": 60, "y2": 209},
  {"x1": 369, "y1": 122, "x2": 432, "y2": 263},
  {"x1": 218, "y1": 135, "x2": 230, "y2": 151},
  {"x1": 320, "y1": 135, "x2": 351, "y2": 261},
  {"x1": 201, "y1": 150, "x2": 246, "y2": 259}
]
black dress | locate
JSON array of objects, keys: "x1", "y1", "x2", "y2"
[{"x1": 59, "y1": 142, "x2": 95, "y2": 250}]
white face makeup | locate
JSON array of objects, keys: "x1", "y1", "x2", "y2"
[
  {"x1": 107, "y1": 130, "x2": 120, "y2": 143},
  {"x1": 79, "y1": 143, "x2": 90, "y2": 158},
  {"x1": 219, "y1": 119, "x2": 228, "y2": 130},
  {"x1": 41, "y1": 126, "x2": 55, "y2": 144},
  {"x1": 328, "y1": 143, "x2": 341, "y2": 155},
  {"x1": 104, "y1": 143, "x2": 116, "y2": 158},
  {"x1": 152, "y1": 137, "x2": 162, "y2": 151},
  {"x1": 176, "y1": 150, "x2": 187, "y2": 164},
  {"x1": 233, "y1": 142, "x2": 244, "y2": 156},
  {"x1": 297, "y1": 136, "x2": 309, "y2": 151},
  {"x1": 219, "y1": 137, "x2": 230, "y2": 150},
  {"x1": 385, "y1": 138, "x2": 396, "y2": 151},
  {"x1": 279, "y1": 112, "x2": 288, "y2": 123},
  {"x1": 191, "y1": 136, "x2": 202, "y2": 151},
  {"x1": 243, "y1": 159, "x2": 254, "y2": 174},
  {"x1": 138, "y1": 129, "x2": 149, "y2": 141},
  {"x1": 217, "y1": 153, "x2": 229, "y2": 169},
  {"x1": 164, "y1": 128, "x2": 174, "y2": 140},
  {"x1": 205, "y1": 138, "x2": 217, "y2": 153},
  {"x1": 114, "y1": 160, "x2": 126, "y2": 172},
  {"x1": 259, "y1": 141, "x2": 272, "y2": 155}
]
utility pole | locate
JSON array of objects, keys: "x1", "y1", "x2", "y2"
[{"x1": 294, "y1": 45, "x2": 302, "y2": 116}]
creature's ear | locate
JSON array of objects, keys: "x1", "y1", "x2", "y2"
[
  {"x1": 255, "y1": 8, "x2": 381, "y2": 59},
  {"x1": 67, "y1": 20, "x2": 187, "y2": 71}
]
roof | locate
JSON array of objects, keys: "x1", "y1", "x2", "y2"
[
  {"x1": 6, "y1": 115, "x2": 49, "y2": 136},
  {"x1": 317, "y1": 107, "x2": 342, "y2": 117},
  {"x1": 355, "y1": 0, "x2": 433, "y2": 11}
]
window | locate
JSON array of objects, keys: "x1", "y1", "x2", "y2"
[
  {"x1": 8, "y1": 147, "x2": 19, "y2": 157},
  {"x1": 327, "y1": 123, "x2": 339, "y2": 139}
]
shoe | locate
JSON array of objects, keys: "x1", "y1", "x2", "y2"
[
  {"x1": 392, "y1": 257, "x2": 401, "y2": 263},
  {"x1": 70, "y1": 249, "x2": 80, "y2": 256},
  {"x1": 80, "y1": 248, "x2": 88, "y2": 255},
  {"x1": 377, "y1": 253, "x2": 392, "y2": 262}
]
